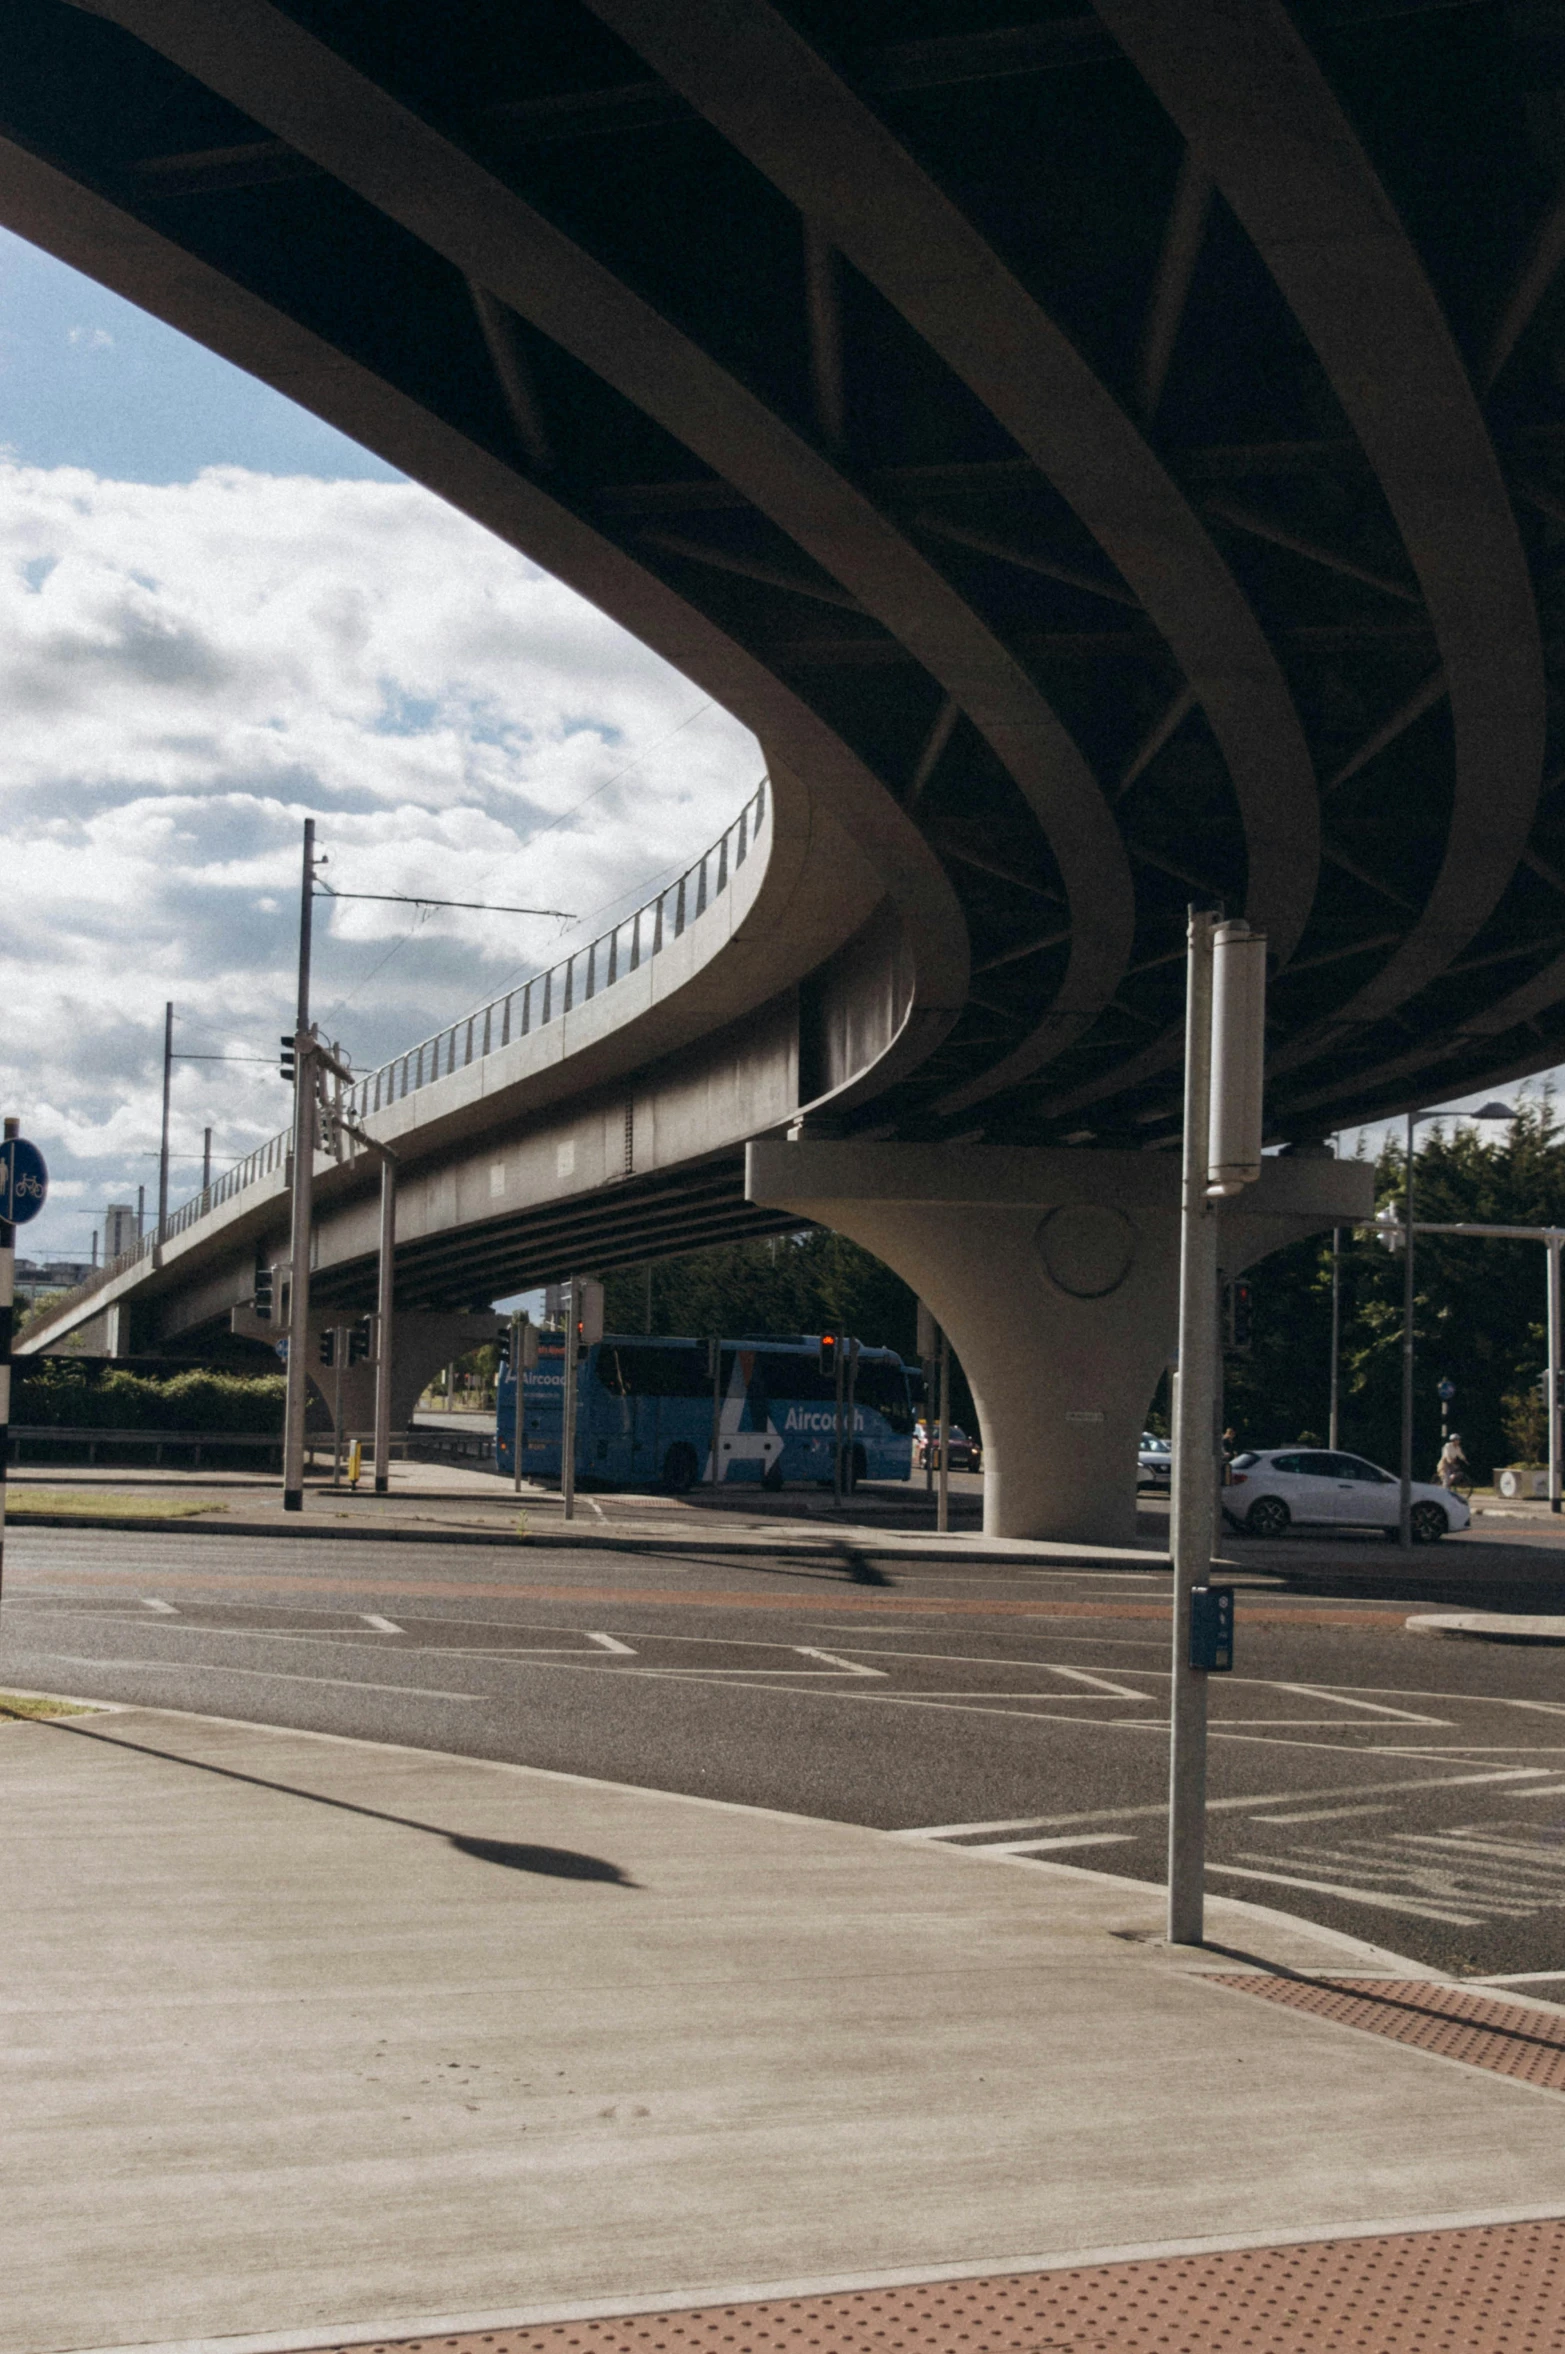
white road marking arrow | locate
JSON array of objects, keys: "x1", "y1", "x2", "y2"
[
  {"x1": 360, "y1": 1614, "x2": 403, "y2": 1634},
  {"x1": 141, "y1": 1599, "x2": 177, "y2": 1614},
  {"x1": 586, "y1": 1631, "x2": 636, "y2": 1654}
]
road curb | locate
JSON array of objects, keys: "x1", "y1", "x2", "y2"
[
  {"x1": 5, "y1": 1506, "x2": 1154, "y2": 1571},
  {"x1": 1406, "y1": 1610, "x2": 1565, "y2": 1643}
]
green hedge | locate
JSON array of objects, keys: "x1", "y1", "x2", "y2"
[{"x1": 14, "y1": 1363, "x2": 286, "y2": 1432}]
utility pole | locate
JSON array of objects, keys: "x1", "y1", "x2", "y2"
[
  {"x1": 156, "y1": 1001, "x2": 173, "y2": 1242},
  {"x1": 1169, "y1": 910, "x2": 1267, "y2": 1947},
  {"x1": 282, "y1": 818, "x2": 318, "y2": 1514},
  {"x1": 202, "y1": 1126, "x2": 212, "y2": 1197}
]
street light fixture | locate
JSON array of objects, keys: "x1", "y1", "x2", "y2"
[{"x1": 1392, "y1": 1098, "x2": 1518, "y2": 1548}]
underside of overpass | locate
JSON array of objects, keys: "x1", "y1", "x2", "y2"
[{"x1": 10, "y1": 0, "x2": 1565, "y2": 1531}]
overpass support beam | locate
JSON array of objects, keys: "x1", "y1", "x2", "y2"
[{"x1": 746, "y1": 1141, "x2": 1373, "y2": 1546}]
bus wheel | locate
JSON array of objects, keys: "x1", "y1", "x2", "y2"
[
  {"x1": 662, "y1": 1442, "x2": 699, "y2": 1492},
  {"x1": 763, "y1": 1457, "x2": 784, "y2": 1491}
]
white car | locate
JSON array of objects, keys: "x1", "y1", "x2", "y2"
[{"x1": 1222, "y1": 1447, "x2": 1470, "y2": 1542}]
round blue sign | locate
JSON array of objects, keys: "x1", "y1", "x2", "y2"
[{"x1": 0, "y1": 1136, "x2": 49, "y2": 1225}]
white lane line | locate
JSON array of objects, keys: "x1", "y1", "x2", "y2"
[
  {"x1": 585, "y1": 1632, "x2": 636, "y2": 1655},
  {"x1": 1266, "y1": 1683, "x2": 1449, "y2": 1726},
  {"x1": 1247, "y1": 1804, "x2": 1395, "y2": 1825},
  {"x1": 141, "y1": 1599, "x2": 178, "y2": 1615},
  {"x1": 37, "y1": 1654, "x2": 485, "y2": 1700},
  {"x1": 1206, "y1": 1863, "x2": 1482, "y2": 1926},
  {"x1": 360, "y1": 1614, "x2": 403, "y2": 1635},
  {"x1": 793, "y1": 1646, "x2": 888, "y2": 1676},
  {"x1": 1506, "y1": 1783, "x2": 1565, "y2": 1798},
  {"x1": 1469, "y1": 1970, "x2": 1565, "y2": 1985},
  {"x1": 890, "y1": 1766, "x2": 1561, "y2": 1843},
  {"x1": 966, "y1": 1833, "x2": 1136, "y2": 1857},
  {"x1": 1043, "y1": 1663, "x2": 1151, "y2": 1700}
]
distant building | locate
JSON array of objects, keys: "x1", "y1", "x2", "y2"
[
  {"x1": 14, "y1": 1259, "x2": 96, "y2": 1304},
  {"x1": 104, "y1": 1203, "x2": 138, "y2": 1257}
]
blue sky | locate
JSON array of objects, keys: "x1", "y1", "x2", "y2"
[
  {"x1": 0, "y1": 228, "x2": 759, "y2": 1276},
  {"x1": 0, "y1": 227, "x2": 402, "y2": 483}
]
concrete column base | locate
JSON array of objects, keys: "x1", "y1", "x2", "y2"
[{"x1": 747, "y1": 1141, "x2": 1374, "y2": 1546}]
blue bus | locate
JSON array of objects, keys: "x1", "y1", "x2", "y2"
[{"x1": 497, "y1": 1333, "x2": 918, "y2": 1490}]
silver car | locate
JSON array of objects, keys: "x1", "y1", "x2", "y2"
[
  {"x1": 1222, "y1": 1448, "x2": 1470, "y2": 1542},
  {"x1": 1137, "y1": 1433, "x2": 1172, "y2": 1490}
]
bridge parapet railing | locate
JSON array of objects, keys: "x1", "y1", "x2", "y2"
[{"x1": 29, "y1": 780, "x2": 769, "y2": 1324}]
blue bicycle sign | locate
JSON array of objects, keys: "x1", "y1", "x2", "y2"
[{"x1": 0, "y1": 1136, "x2": 49, "y2": 1225}]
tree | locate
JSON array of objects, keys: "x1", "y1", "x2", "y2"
[
  {"x1": 600, "y1": 1232, "x2": 978, "y2": 1424},
  {"x1": 1222, "y1": 1094, "x2": 1565, "y2": 1479}
]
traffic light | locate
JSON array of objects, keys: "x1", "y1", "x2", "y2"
[
  {"x1": 1536, "y1": 1370, "x2": 1565, "y2": 1406},
  {"x1": 1224, "y1": 1279, "x2": 1254, "y2": 1355},
  {"x1": 280, "y1": 1033, "x2": 297, "y2": 1083},
  {"x1": 496, "y1": 1323, "x2": 510, "y2": 1369},
  {"x1": 574, "y1": 1278, "x2": 605, "y2": 1347},
  {"x1": 348, "y1": 1321, "x2": 371, "y2": 1365},
  {"x1": 1374, "y1": 1204, "x2": 1405, "y2": 1252},
  {"x1": 818, "y1": 1332, "x2": 838, "y2": 1378},
  {"x1": 253, "y1": 1261, "x2": 274, "y2": 1322},
  {"x1": 318, "y1": 1328, "x2": 335, "y2": 1366}
]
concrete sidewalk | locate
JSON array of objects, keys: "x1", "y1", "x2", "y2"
[{"x1": 7, "y1": 1705, "x2": 1565, "y2": 2354}]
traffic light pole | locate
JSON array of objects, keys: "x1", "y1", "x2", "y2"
[
  {"x1": 1168, "y1": 909, "x2": 1217, "y2": 1947},
  {"x1": 156, "y1": 1000, "x2": 173, "y2": 1245},
  {"x1": 282, "y1": 819, "x2": 316, "y2": 1514},
  {"x1": 1399, "y1": 1110, "x2": 1417, "y2": 1550}
]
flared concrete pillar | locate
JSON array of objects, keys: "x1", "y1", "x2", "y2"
[{"x1": 747, "y1": 1141, "x2": 1373, "y2": 1546}]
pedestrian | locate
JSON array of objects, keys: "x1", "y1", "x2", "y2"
[{"x1": 1221, "y1": 1425, "x2": 1238, "y2": 1463}]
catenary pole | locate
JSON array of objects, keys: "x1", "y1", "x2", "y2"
[
  {"x1": 282, "y1": 819, "x2": 317, "y2": 1513},
  {"x1": 156, "y1": 1001, "x2": 173, "y2": 1242},
  {"x1": 202, "y1": 1126, "x2": 212, "y2": 1197},
  {"x1": 1168, "y1": 908, "x2": 1217, "y2": 1946}
]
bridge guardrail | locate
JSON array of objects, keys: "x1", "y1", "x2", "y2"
[{"x1": 35, "y1": 779, "x2": 769, "y2": 1324}]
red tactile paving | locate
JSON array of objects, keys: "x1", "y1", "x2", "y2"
[
  {"x1": 1210, "y1": 1975, "x2": 1565, "y2": 2093},
  {"x1": 312, "y1": 2219, "x2": 1565, "y2": 2353}
]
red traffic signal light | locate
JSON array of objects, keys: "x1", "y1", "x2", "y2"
[{"x1": 818, "y1": 1333, "x2": 837, "y2": 1374}]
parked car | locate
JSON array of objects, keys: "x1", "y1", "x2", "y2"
[
  {"x1": 1221, "y1": 1447, "x2": 1469, "y2": 1542},
  {"x1": 1137, "y1": 1433, "x2": 1172, "y2": 1490},
  {"x1": 914, "y1": 1419, "x2": 982, "y2": 1472}
]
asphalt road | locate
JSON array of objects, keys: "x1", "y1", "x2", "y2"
[{"x1": 5, "y1": 1520, "x2": 1565, "y2": 1981}]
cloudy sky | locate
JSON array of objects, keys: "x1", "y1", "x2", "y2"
[{"x1": 0, "y1": 227, "x2": 760, "y2": 1270}]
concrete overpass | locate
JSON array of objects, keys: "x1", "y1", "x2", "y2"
[{"x1": 15, "y1": 0, "x2": 1559, "y2": 1533}]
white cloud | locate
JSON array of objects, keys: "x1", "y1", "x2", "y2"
[{"x1": 0, "y1": 462, "x2": 761, "y2": 1266}]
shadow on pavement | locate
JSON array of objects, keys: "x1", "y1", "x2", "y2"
[{"x1": 33, "y1": 1717, "x2": 639, "y2": 1886}]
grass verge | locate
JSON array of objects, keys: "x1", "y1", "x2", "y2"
[
  {"x1": 0, "y1": 1692, "x2": 99, "y2": 1720},
  {"x1": 7, "y1": 1490, "x2": 225, "y2": 1520}
]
